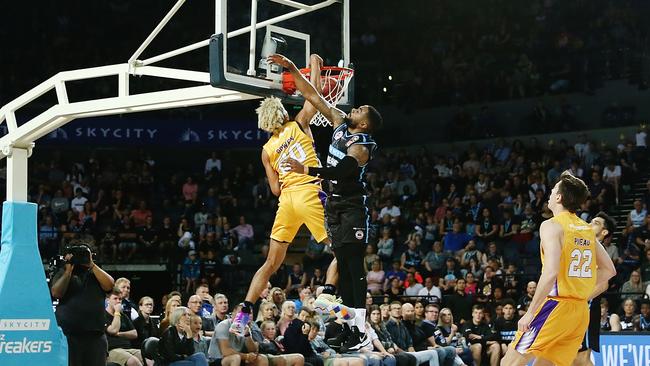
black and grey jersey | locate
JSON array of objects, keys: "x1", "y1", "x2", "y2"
[{"x1": 327, "y1": 122, "x2": 377, "y2": 197}]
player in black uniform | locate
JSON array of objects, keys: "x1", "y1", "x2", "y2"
[
  {"x1": 572, "y1": 211, "x2": 617, "y2": 366},
  {"x1": 271, "y1": 54, "x2": 382, "y2": 315}
]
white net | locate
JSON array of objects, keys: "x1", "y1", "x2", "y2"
[
  {"x1": 310, "y1": 67, "x2": 353, "y2": 127},
  {"x1": 286, "y1": 67, "x2": 354, "y2": 127}
]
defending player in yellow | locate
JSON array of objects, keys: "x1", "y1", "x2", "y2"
[{"x1": 501, "y1": 172, "x2": 617, "y2": 366}]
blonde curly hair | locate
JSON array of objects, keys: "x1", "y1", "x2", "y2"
[{"x1": 256, "y1": 97, "x2": 287, "y2": 134}]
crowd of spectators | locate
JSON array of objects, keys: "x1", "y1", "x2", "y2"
[
  {"x1": 353, "y1": 0, "x2": 650, "y2": 108},
  {"x1": 14, "y1": 121, "x2": 648, "y2": 366},
  {"x1": 25, "y1": 123, "x2": 648, "y2": 326}
]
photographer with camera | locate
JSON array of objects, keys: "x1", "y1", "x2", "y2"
[{"x1": 51, "y1": 245, "x2": 115, "y2": 366}]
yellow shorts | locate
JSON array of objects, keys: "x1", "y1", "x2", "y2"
[
  {"x1": 271, "y1": 185, "x2": 328, "y2": 243},
  {"x1": 511, "y1": 298, "x2": 589, "y2": 366}
]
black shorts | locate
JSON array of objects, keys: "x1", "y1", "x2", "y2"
[
  {"x1": 325, "y1": 195, "x2": 369, "y2": 247},
  {"x1": 579, "y1": 297, "x2": 601, "y2": 353}
]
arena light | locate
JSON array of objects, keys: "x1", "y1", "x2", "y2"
[
  {"x1": 382, "y1": 87, "x2": 387, "y2": 92},
  {"x1": 388, "y1": 75, "x2": 392, "y2": 81}
]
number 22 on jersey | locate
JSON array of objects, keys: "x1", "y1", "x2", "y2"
[{"x1": 568, "y1": 248, "x2": 592, "y2": 278}]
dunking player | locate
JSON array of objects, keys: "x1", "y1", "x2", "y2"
[
  {"x1": 571, "y1": 212, "x2": 617, "y2": 366},
  {"x1": 501, "y1": 172, "x2": 616, "y2": 366},
  {"x1": 230, "y1": 54, "x2": 353, "y2": 335},
  {"x1": 272, "y1": 54, "x2": 382, "y2": 324}
]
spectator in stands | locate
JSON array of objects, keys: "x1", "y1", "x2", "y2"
[
  {"x1": 188, "y1": 295, "x2": 203, "y2": 320},
  {"x1": 294, "y1": 287, "x2": 312, "y2": 312},
  {"x1": 71, "y1": 187, "x2": 88, "y2": 214},
  {"x1": 268, "y1": 287, "x2": 286, "y2": 310},
  {"x1": 195, "y1": 285, "x2": 215, "y2": 334},
  {"x1": 403, "y1": 273, "x2": 424, "y2": 299},
  {"x1": 278, "y1": 301, "x2": 297, "y2": 336},
  {"x1": 620, "y1": 270, "x2": 645, "y2": 300},
  {"x1": 436, "y1": 308, "x2": 471, "y2": 364},
  {"x1": 159, "y1": 306, "x2": 209, "y2": 366},
  {"x1": 117, "y1": 217, "x2": 138, "y2": 261},
  {"x1": 182, "y1": 250, "x2": 202, "y2": 294},
  {"x1": 634, "y1": 215, "x2": 650, "y2": 249},
  {"x1": 161, "y1": 297, "x2": 182, "y2": 331},
  {"x1": 231, "y1": 215, "x2": 254, "y2": 251},
  {"x1": 423, "y1": 241, "x2": 445, "y2": 277},
  {"x1": 51, "y1": 189, "x2": 70, "y2": 219},
  {"x1": 133, "y1": 296, "x2": 158, "y2": 348},
  {"x1": 475, "y1": 208, "x2": 498, "y2": 250},
  {"x1": 39, "y1": 215, "x2": 59, "y2": 258},
  {"x1": 627, "y1": 199, "x2": 648, "y2": 231},
  {"x1": 633, "y1": 300, "x2": 650, "y2": 332},
  {"x1": 310, "y1": 268, "x2": 326, "y2": 292},
  {"x1": 460, "y1": 305, "x2": 500, "y2": 366},
  {"x1": 257, "y1": 321, "x2": 305, "y2": 366},
  {"x1": 377, "y1": 228, "x2": 395, "y2": 268},
  {"x1": 257, "y1": 301, "x2": 279, "y2": 327},
  {"x1": 516, "y1": 281, "x2": 536, "y2": 316},
  {"x1": 137, "y1": 216, "x2": 158, "y2": 258},
  {"x1": 115, "y1": 277, "x2": 138, "y2": 320},
  {"x1": 104, "y1": 288, "x2": 144, "y2": 366},
  {"x1": 364, "y1": 244, "x2": 381, "y2": 273},
  {"x1": 208, "y1": 303, "x2": 268, "y2": 366},
  {"x1": 588, "y1": 171, "x2": 609, "y2": 210},
  {"x1": 610, "y1": 298, "x2": 640, "y2": 332},
  {"x1": 417, "y1": 277, "x2": 441, "y2": 304},
  {"x1": 380, "y1": 200, "x2": 401, "y2": 224},
  {"x1": 190, "y1": 314, "x2": 211, "y2": 357},
  {"x1": 385, "y1": 278, "x2": 404, "y2": 303},
  {"x1": 182, "y1": 176, "x2": 199, "y2": 202},
  {"x1": 213, "y1": 293, "x2": 230, "y2": 325},
  {"x1": 598, "y1": 298, "x2": 612, "y2": 332},
  {"x1": 286, "y1": 263, "x2": 308, "y2": 297},
  {"x1": 401, "y1": 240, "x2": 423, "y2": 272},
  {"x1": 130, "y1": 201, "x2": 152, "y2": 228},
  {"x1": 442, "y1": 222, "x2": 472, "y2": 254},
  {"x1": 205, "y1": 152, "x2": 222, "y2": 175},
  {"x1": 493, "y1": 300, "x2": 517, "y2": 356},
  {"x1": 367, "y1": 260, "x2": 386, "y2": 295},
  {"x1": 446, "y1": 279, "x2": 472, "y2": 324}
]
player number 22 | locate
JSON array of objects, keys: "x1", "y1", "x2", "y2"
[{"x1": 568, "y1": 249, "x2": 593, "y2": 278}]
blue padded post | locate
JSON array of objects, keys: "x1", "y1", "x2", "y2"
[{"x1": 0, "y1": 201, "x2": 67, "y2": 365}]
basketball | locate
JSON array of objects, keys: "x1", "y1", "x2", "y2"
[{"x1": 322, "y1": 76, "x2": 340, "y2": 97}]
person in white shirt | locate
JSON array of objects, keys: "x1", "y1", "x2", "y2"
[
  {"x1": 379, "y1": 200, "x2": 401, "y2": 224},
  {"x1": 636, "y1": 127, "x2": 647, "y2": 148},
  {"x1": 204, "y1": 152, "x2": 222, "y2": 174},
  {"x1": 403, "y1": 272, "x2": 424, "y2": 298},
  {"x1": 603, "y1": 162, "x2": 622, "y2": 204},
  {"x1": 417, "y1": 277, "x2": 442, "y2": 304},
  {"x1": 70, "y1": 188, "x2": 88, "y2": 214}
]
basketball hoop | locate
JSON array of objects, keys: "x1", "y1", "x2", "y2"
[{"x1": 282, "y1": 66, "x2": 354, "y2": 127}]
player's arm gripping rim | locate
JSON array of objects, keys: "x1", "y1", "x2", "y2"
[
  {"x1": 518, "y1": 220, "x2": 562, "y2": 333},
  {"x1": 588, "y1": 240, "x2": 616, "y2": 301},
  {"x1": 268, "y1": 54, "x2": 347, "y2": 128},
  {"x1": 294, "y1": 54, "x2": 324, "y2": 131}
]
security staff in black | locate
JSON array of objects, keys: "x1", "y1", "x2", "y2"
[{"x1": 273, "y1": 51, "x2": 383, "y2": 309}]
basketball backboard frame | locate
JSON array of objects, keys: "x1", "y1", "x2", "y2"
[{"x1": 209, "y1": 0, "x2": 353, "y2": 107}]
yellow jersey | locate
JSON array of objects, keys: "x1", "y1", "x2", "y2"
[
  {"x1": 545, "y1": 211, "x2": 597, "y2": 301},
  {"x1": 262, "y1": 121, "x2": 321, "y2": 191}
]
